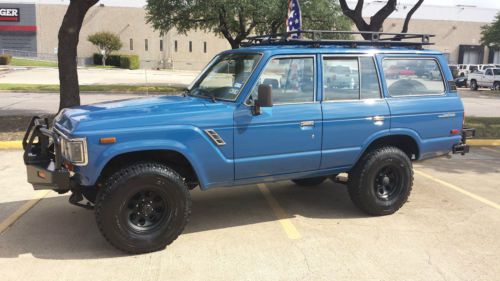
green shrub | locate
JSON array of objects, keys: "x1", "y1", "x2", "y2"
[
  {"x1": 465, "y1": 117, "x2": 500, "y2": 139},
  {"x1": 0, "y1": 54, "x2": 12, "y2": 65},
  {"x1": 119, "y1": 55, "x2": 140, "y2": 70},
  {"x1": 93, "y1": 53, "x2": 121, "y2": 67}
]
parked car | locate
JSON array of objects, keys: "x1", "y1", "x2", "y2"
[
  {"x1": 477, "y1": 64, "x2": 496, "y2": 72},
  {"x1": 457, "y1": 64, "x2": 478, "y2": 77},
  {"x1": 454, "y1": 76, "x2": 468, "y2": 88},
  {"x1": 448, "y1": 64, "x2": 459, "y2": 78},
  {"x1": 468, "y1": 68, "x2": 500, "y2": 91},
  {"x1": 23, "y1": 30, "x2": 474, "y2": 254}
]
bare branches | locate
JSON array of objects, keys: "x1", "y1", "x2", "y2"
[{"x1": 339, "y1": 0, "x2": 424, "y2": 40}]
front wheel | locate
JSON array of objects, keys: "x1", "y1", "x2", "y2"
[
  {"x1": 470, "y1": 80, "x2": 478, "y2": 91},
  {"x1": 348, "y1": 147, "x2": 413, "y2": 216},
  {"x1": 95, "y1": 162, "x2": 191, "y2": 254}
]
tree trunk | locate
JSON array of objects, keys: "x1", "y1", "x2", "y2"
[
  {"x1": 102, "y1": 54, "x2": 106, "y2": 66},
  {"x1": 58, "y1": 0, "x2": 98, "y2": 111}
]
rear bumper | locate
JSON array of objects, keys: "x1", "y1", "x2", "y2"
[
  {"x1": 23, "y1": 117, "x2": 71, "y2": 191},
  {"x1": 452, "y1": 128, "x2": 475, "y2": 155}
]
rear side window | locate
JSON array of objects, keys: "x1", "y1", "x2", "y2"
[
  {"x1": 382, "y1": 58, "x2": 445, "y2": 97},
  {"x1": 323, "y1": 56, "x2": 380, "y2": 101}
]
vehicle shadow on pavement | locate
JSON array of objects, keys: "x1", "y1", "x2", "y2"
[
  {"x1": 415, "y1": 148, "x2": 500, "y2": 175},
  {"x1": 0, "y1": 181, "x2": 364, "y2": 259}
]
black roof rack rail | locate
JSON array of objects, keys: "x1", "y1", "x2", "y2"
[{"x1": 241, "y1": 30, "x2": 435, "y2": 49}]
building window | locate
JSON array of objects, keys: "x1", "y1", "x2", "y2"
[
  {"x1": 130, "y1": 39, "x2": 133, "y2": 51},
  {"x1": 160, "y1": 39, "x2": 163, "y2": 52},
  {"x1": 174, "y1": 40, "x2": 178, "y2": 52},
  {"x1": 189, "y1": 41, "x2": 192, "y2": 53},
  {"x1": 145, "y1": 39, "x2": 149, "y2": 51},
  {"x1": 204, "y1": 41, "x2": 207, "y2": 53}
]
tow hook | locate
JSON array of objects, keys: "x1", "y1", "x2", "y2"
[{"x1": 69, "y1": 190, "x2": 94, "y2": 210}]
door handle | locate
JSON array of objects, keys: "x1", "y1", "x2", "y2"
[
  {"x1": 300, "y1": 121, "x2": 315, "y2": 127},
  {"x1": 371, "y1": 116, "x2": 385, "y2": 122},
  {"x1": 438, "y1": 113, "x2": 456, "y2": 118}
]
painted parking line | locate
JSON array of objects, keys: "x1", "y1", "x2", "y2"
[
  {"x1": 257, "y1": 183, "x2": 301, "y2": 240},
  {"x1": 415, "y1": 170, "x2": 500, "y2": 211},
  {"x1": 0, "y1": 190, "x2": 50, "y2": 234},
  {"x1": 481, "y1": 147, "x2": 500, "y2": 154}
]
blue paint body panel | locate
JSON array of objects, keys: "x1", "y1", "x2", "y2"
[{"x1": 55, "y1": 45, "x2": 465, "y2": 190}]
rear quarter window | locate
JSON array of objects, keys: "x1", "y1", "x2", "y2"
[{"x1": 382, "y1": 58, "x2": 445, "y2": 97}]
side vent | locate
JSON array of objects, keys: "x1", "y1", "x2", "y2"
[{"x1": 204, "y1": 129, "x2": 226, "y2": 146}]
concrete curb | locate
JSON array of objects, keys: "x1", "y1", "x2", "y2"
[{"x1": 1, "y1": 139, "x2": 499, "y2": 150}]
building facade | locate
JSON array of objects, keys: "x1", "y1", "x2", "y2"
[{"x1": 0, "y1": 2, "x2": 499, "y2": 70}]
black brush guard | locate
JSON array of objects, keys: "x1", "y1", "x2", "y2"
[{"x1": 23, "y1": 116, "x2": 71, "y2": 191}]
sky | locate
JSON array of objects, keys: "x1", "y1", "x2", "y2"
[{"x1": 3, "y1": 0, "x2": 500, "y2": 9}]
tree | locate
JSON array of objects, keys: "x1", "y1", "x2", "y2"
[
  {"x1": 146, "y1": 0, "x2": 352, "y2": 49},
  {"x1": 481, "y1": 13, "x2": 500, "y2": 49},
  {"x1": 58, "y1": 0, "x2": 98, "y2": 110},
  {"x1": 88, "y1": 31, "x2": 123, "y2": 66},
  {"x1": 338, "y1": 0, "x2": 424, "y2": 40}
]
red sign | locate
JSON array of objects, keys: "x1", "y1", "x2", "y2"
[{"x1": 0, "y1": 8, "x2": 20, "y2": 22}]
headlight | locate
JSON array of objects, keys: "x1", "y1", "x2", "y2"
[{"x1": 60, "y1": 137, "x2": 87, "y2": 166}]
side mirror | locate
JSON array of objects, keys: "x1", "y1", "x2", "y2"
[{"x1": 253, "y1": 84, "x2": 273, "y2": 115}]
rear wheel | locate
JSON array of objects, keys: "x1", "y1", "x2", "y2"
[
  {"x1": 95, "y1": 162, "x2": 191, "y2": 254},
  {"x1": 348, "y1": 147, "x2": 413, "y2": 216},
  {"x1": 470, "y1": 80, "x2": 478, "y2": 91},
  {"x1": 292, "y1": 176, "x2": 327, "y2": 187}
]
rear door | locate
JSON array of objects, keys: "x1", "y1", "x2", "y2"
[
  {"x1": 483, "y1": 68, "x2": 494, "y2": 87},
  {"x1": 320, "y1": 55, "x2": 390, "y2": 169},
  {"x1": 380, "y1": 56, "x2": 464, "y2": 159}
]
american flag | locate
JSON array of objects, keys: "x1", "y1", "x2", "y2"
[{"x1": 286, "y1": 0, "x2": 302, "y2": 39}]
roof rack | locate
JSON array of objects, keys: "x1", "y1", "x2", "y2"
[{"x1": 241, "y1": 30, "x2": 435, "y2": 49}]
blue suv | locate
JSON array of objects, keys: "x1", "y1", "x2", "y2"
[{"x1": 23, "y1": 31, "x2": 474, "y2": 253}]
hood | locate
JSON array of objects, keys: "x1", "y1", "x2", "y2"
[{"x1": 55, "y1": 95, "x2": 230, "y2": 134}]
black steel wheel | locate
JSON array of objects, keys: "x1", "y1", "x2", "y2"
[
  {"x1": 373, "y1": 165, "x2": 404, "y2": 201},
  {"x1": 348, "y1": 146, "x2": 413, "y2": 216},
  {"x1": 95, "y1": 162, "x2": 191, "y2": 254},
  {"x1": 124, "y1": 190, "x2": 169, "y2": 232}
]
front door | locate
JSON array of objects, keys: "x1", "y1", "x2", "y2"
[
  {"x1": 234, "y1": 55, "x2": 322, "y2": 179},
  {"x1": 320, "y1": 55, "x2": 391, "y2": 169}
]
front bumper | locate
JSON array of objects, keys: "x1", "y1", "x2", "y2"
[
  {"x1": 452, "y1": 128, "x2": 475, "y2": 155},
  {"x1": 23, "y1": 117, "x2": 72, "y2": 191}
]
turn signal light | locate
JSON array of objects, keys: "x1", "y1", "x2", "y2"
[
  {"x1": 37, "y1": 171, "x2": 46, "y2": 179},
  {"x1": 100, "y1": 137, "x2": 117, "y2": 144}
]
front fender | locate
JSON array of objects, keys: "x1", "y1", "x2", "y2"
[{"x1": 74, "y1": 125, "x2": 234, "y2": 189}]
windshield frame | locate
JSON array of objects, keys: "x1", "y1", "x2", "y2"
[{"x1": 187, "y1": 52, "x2": 263, "y2": 102}]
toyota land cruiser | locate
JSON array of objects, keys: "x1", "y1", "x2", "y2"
[{"x1": 23, "y1": 31, "x2": 474, "y2": 254}]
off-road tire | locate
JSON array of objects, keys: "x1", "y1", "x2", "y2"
[
  {"x1": 95, "y1": 162, "x2": 191, "y2": 254},
  {"x1": 292, "y1": 176, "x2": 327, "y2": 187},
  {"x1": 470, "y1": 80, "x2": 478, "y2": 91},
  {"x1": 348, "y1": 147, "x2": 413, "y2": 216}
]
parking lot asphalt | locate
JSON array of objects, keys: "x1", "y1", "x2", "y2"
[{"x1": 0, "y1": 147, "x2": 499, "y2": 281}]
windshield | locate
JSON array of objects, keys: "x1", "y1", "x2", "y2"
[{"x1": 188, "y1": 53, "x2": 261, "y2": 101}]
